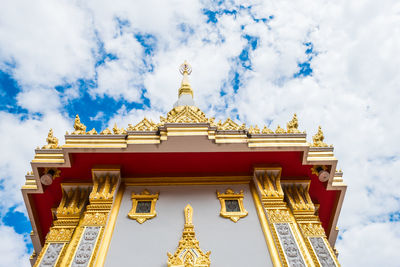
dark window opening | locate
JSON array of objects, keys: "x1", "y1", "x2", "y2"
[
  {"x1": 225, "y1": 200, "x2": 240, "y2": 212},
  {"x1": 136, "y1": 201, "x2": 152, "y2": 213}
]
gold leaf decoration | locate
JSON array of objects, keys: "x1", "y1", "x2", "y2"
[
  {"x1": 312, "y1": 126, "x2": 328, "y2": 147},
  {"x1": 262, "y1": 126, "x2": 274, "y2": 134},
  {"x1": 275, "y1": 125, "x2": 286, "y2": 134},
  {"x1": 72, "y1": 115, "x2": 86, "y2": 135},
  {"x1": 287, "y1": 113, "x2": 301, "y2": 133},
  {"x1": 100, "y1": 128, "x2": 112, "y2": 135},
  {"x1": 161, "y1": 106, "x2": 210, "y2": 124},
  {"x1": 248, "y1": 125, "x2": 260, "y2": 134},
  {"x1": 87, "y1": 128, "x2": 98, "y2": 135},
  {"x1": 127, "y1": 118, "x2": 158, "y2": 131},
  {"x1": 167, "y1": 205, "x2": 211, "y2": 267},
  {"x1": 112, "y1": 123, "x2": 127, "y2": 134},
  {"x1": 217, "y1": 118, "x2": 246, "y2": 130},
  {"x1": 42, "y1": 129, "x2": 60, "y2": 149},
  {"x1": 300, "y1": 223, "x2": 326, "y2": 237}
]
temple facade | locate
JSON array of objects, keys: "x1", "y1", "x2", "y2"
[{"x1": 22, "y1": 62, "x2": 346, "y2": 267}]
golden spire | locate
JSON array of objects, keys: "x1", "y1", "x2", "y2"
[
  {"x1": 178, "y1": 60, "x2": 193, "y2": 98},
  {"x1": 184, "y1": 204, "x2": 193, "y2": 226}
]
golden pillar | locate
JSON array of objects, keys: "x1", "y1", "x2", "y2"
[
  {"x1": 60, "y1": 169, "x2": 120, "y2": 267},
  {"x1": 34, "y1": 187, "x2": 89, "y2": 266},
  {"x1": 283, "y1": 182, "x2": 340, "y2": 266},
  {"x1": 253, "y1": 167, "x2": 315, "y2": 267}
]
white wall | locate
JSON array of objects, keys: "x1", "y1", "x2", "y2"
[{"x1": 105, "y1": 184, "x2": 273, "y2": 267}]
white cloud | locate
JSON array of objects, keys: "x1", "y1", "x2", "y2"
[
  {"x1": 336, "y1": 222, "x2": 400, "y2": 267},
  {"x1": 0, "y1": 225, "x2": 30, "y2": 267},
  {"x1": 0, "y1": 112, "x2": 71, "y2": 215},
  {"x1": 0, "y1": 0, "x2": 96, "y2": 88}
]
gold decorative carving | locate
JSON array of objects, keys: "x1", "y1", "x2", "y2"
[
  {"x1": 275, "y1": 125, "x2": 286, "y2": 134},
  {"x1": 35, "y1": 185, "x2": 91, "y2": 267},
  {"x1": 42, "y1": 129, "x2": 60, "y2": 149},
  {"x1": 287, "y1": 113, "x2": 301, "y2": 133},
  {"x1": 217, "y1": 118, "x2": 246, "y2": 130},
  {"x1": 167, "y1": 205, "x2": 211, "y2": 267},
  {"x1": 262, "y1": 126, "x2": 274, "y2": 134},
  {"x1": 311, "y1": 165, "x2": 328, "y2": 176},
  {"x1": 248, "y1": 125, "x2": 260, "y2": 134},
  {"x1": 87, "y1": 128, "x2": 98, "y2": 135},
  {"x1": 43, "y1": 167, "x2": 61, "y2": 179},
  {"x1": 100, "y1": 127, "x2": 112, "y2": 135},
  {"x1": 283, "y1": 184, "x2": 315, "y2": 212},
  {"x1": 62, "y1": 172, "x2": 120, "y2": 266},
  {"x1": 216, "y1": 189, "x2": 248, "y2": 222},
  {"x1": 89, "y1": 174, "x2": 118, "y2": 202},
  {"x1": 113, "y1": 123, "x2": 127, "y2": 134},
  {"x1": 128, "y1": 189, "x2": 159, "y2": 224},
  {"x1": 312, "y1": 126, "x2": 328, "y2": 147},
  {"x1": 82, "y1": 212, "x2": 108, "y2": 225},
  {"x1": 256, "y1": 169, "x2": 284, "y2": 198},
  {"x1": 56, "y1": 188, "x2": 88, "y2": 218},
  {"x1": 178, "y1": 60, "x2": 194, "y2": 97},
  {"x1": 127, "y1": 118, "x2": 158, "y2": 131},
  {"x1": 267, "y1": 209, "x2": 292, "y2": 223},
  {"x1": 72, "y1": 115, "x2": 86, "y2": 135},
  {"x1": 300, "y1": 223, "x2": 326, "y2": 237},
  {"x1": 160, "y1": 105, "x2": 215, "y2": 124},
  {"x1": 46, "y1": 227, "x2": 74, "y2": 242}
]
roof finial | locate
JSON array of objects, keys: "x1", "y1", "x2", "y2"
[{"x1": 178, "y1": 60, "x2": 193, "y2": 98}]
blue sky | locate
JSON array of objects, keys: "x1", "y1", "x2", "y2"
[{"x1": 0, "y1": 0, "x2": 400, "y2": 266}]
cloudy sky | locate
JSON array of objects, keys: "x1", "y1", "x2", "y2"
[{"x1": 0, "y1": 0, "x2": 399, "y2": 266}]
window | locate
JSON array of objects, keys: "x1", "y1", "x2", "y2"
[
  {"x1": 225, "y1": 199, "x2": 240, "y2": 212},
  {"x1": 136, "y1": 201, "x2": 152, "y2": 213},
  {"x1": 217, "y1": 189, "x2": 248, "y2": 222},
  {"x1": 128, "y1": 189, "x2": 159, "y2": 224}
]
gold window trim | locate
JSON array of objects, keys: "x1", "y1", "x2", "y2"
[
  {"x1": 217, "y1": 189, "x2": 248, "y2": 222},
  {"x1": 128, "y1": 189, "x2": 159, "y2": 224}
]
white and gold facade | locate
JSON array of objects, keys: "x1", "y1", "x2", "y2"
[{"x1": 22, "y1": 62, "x2": 346, "y2": 266}]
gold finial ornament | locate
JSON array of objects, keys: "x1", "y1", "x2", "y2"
[
  {"x1": 178, "y1": 60, "x2": 194, "y2": 98},
  {"x1": 248, "y1": 125, "x2": 260, "y2": 134},
  {"x1": 262, "y1": 126, "x2": 274, "y2": 134},
  {"x1": 87, "y1": 128, "x2": 98, "y2": 135},
  {"x1": 275, "y1": 125, "x2": 286, "y2": 134},
  {"x1": 312, "y1": 126, "x2": 328, "y2": 147},
  {"x1": 72, "y1": 115, "x2": 86, "y2": 135},
  {"x1": 287, "y1": 113, "x2": 301, "y2": 133},
  {"x1": 167, "y1": 204, "x2": 211, "y2": 267},
  {"x1": 113, "y1": 123, "x2": 127, "y2": 135},
  {"x1": 100, "y1": 128, "x2": 112, "y2": 135},
  {"x1": 42, "y1": 129, "x2": 59, "y2": 149}
]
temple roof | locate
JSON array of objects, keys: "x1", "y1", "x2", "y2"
[{"x1": 22, "y1": 61, "x2": 346, "y2": 258}]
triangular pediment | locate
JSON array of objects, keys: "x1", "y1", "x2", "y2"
[
  {"x1": 217, "y1": 118, "x2": 245, "y2": 130},
  {"x1": 128, "y1": 118, "x2": 158, "y2": 131},
  {"x1": 161, "y1": 106, "x2": 214, "y2": 124}
]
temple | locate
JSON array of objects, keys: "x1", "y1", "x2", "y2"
[{"x1": 22, "y1": 61, "x2": 346, "y2": 266}]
